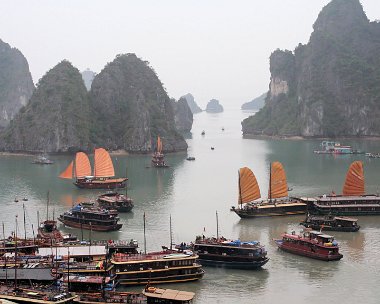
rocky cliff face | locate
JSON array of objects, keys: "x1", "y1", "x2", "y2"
[
  {"x1": 0, "y1": 39, "x2": 34, "y2": 130},
  {"x1": 206, "y1": 99, "x2": 224, "y2": 113},
  {"x1": 0, "y1": 60, "x2": 90, "y2": 152},
  {"x1": 182, "y1": 93, "x2": 202, "y2": 113},
  {"x1": 172, "y1": 97, "x2": 193, "y2": 132},
  {"x1": 90, "y1": 54, "x2": 187, "y2": 152},
  {"x1": 243, "y1": 0, "x2": 380, "y2": 137}
]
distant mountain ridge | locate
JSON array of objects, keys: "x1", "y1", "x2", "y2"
[
  {"x1": 241, "y1": 93, "x2": 267, "y2": 110},
  {"x1": 0, "y1": 39, "x2": 34, "y2": 130},
  {"x1": 242, "y1": 0, "x2": 380, "y2": 137}
]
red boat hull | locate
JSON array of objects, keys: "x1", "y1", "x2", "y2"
[{"x1": 274, "y1": 240, "x2": 343, "y2": 261}]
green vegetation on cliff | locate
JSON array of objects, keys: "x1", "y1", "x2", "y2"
[
  {"x1": 243, "y1": 0, "x2": 380, "y2": 137},
  {"x1": 0, "y1": 60, "x2": 90, "y2": 152}
]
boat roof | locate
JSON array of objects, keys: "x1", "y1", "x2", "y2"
[
  {"x1": 316, "y1": 195, "x2": 380, "y2": 202},
  {"x1": 318, "y1": 234, "x2": 335, "y2": 239},
  {"x1": 143, "y1": 288, "x2": 194, "y2": 301},
  {"x1": 334, "y1": 216, "x2": 358, "y2": 222},
  {"x1": 64, "y1": 275, "x2": 111, "y2": 284},
  {"x1": 39, "y1": 245, "x2": 106, "y2": 257}
]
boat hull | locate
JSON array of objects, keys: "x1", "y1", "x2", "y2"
[
  {"x1": 116, "y1": 269, "x2": 205, "y2": 286},
  {"x1": 74, "y1": 180, "x2": 126, "y2": 190},
  {"x1": 58, "y1": 218, "x2": 122, "y2": 232},
  {"x1": 274, "y1": 240, "x2": 343, "y2": 261},
  {"x1": 197, "y1": 257, "x2": 269, "y2": 270},
  {"x1": 232, "y1": 202, "x2": 307, "y2": 218},
  {"x1": 300, "y1": 223, "x2": 360, "y2": 232},
  {"x1": 0, "y1": 292, "x2": 76, "y2": 304}
]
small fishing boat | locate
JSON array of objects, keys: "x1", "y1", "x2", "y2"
[
  {"x1": 231, "y1": 163, "x2": 306, "y2": 218},
  {"x1": 274, "y1": 229, "x2": 343, "y2": 261},
  {"x1": 97, "y1": 192, "x2": 134, "y2": 212},
  {"x1": 32, "y1": 155, "x2": 54, "y2": 165},
  {"x1": 201, "y1": 130, "x2": 205, "y2": 135},
  {"x1": 186, "y1": 157, "x2": 195, "y2": 161},
  {"x1": 59, "y1": 148, "x2": 127, "y2": 189},
  {"x1": 143, "y1": 285, "x2": 195, "y2": 303},
  {"x1": 151, "y1": 137, "x2": 169, "y2": 168},
  {"x1": 300, "y1": 214, "x2": 360, "y2": 232}
]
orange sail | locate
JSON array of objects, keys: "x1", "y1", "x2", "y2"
[
  {"x1": 238, "y1": 167, "x2": 261, "y2": 204},
  {"x1": 157, "y1": 136, "x2": 163, "y2": 153},
  {"x1": 94, "y1": 148, "x2": 115, "y2": 178},
  {"x1": 75, "y1": 152, "x2": 92, "y2": 178},
  {"x1": 269, "y1": 162, "x2": 288, "y2": 199},
  {"x1": 59, "y1": 161, "x2": 74, "y2": 179},
  {"x1": 342, "y1": 161, "x2": 365, "y2": 196}
]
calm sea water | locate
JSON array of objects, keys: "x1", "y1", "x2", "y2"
[{"x1": 1, "y1": 109, "x2": 380, "y2": 303}]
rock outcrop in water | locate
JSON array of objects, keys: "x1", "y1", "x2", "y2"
[
  {"x1": 172, "y1": 97, "x2": 193, "y2": 132},
  {"x1": 0, "y1": 39, "x2": 34, "y2": 130},
  {"x1": 242, "y1": 0, "x2": 380, "y2": 137},
  {"x1": 206, "y1": 99, "x2": 223, "y2": 113},
  {"x1": 241, "y1": 93, "x2": 267, "y2": 111},
  {"x1": 182, "y1": 93, "x2": 202, "y2": 113},
  {"x1": 90, "y1": 54, "x2": 187, "y2": 152},
  {"x1": 0, "y1": 60, "x2": 90, "y2": 152}
]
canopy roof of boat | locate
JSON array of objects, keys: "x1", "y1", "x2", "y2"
[{"x1": 143, "y1": 288, "x2": 194, "y2": 301}]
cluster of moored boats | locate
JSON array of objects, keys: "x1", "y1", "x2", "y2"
[{"x1": 4, "y1": 137, "x2": 379, "y2": 303}]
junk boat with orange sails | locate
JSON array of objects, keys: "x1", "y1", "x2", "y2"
[
  {"x1": 274, "y1": 229, "x2": 343, "y2": 261},
  {"x1": 59, "y1": 148, "x2": 126, "y2": 189},
  {"x1": 300, "y1": 161, "x2": 380, "y2": 216},
  {"x1": 151, "y1": 136, "x2": 169, "y2": 168},
  {"x1": 231, "y1": 162, "x2": 306, "y2": 218}
]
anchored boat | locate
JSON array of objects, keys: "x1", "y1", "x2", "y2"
[
  {"x1": 231, "y1": 163, "x2": 306, "y2": 218},
  {"x1": 301, "y1": 161, "x2": 380, "y2": 216},
  {"x1": 59, "y1": 148, "x2": 126, "y2": 189},
  {"x1": 151, "y1": 136, "x2": 169, "y2": 168}
]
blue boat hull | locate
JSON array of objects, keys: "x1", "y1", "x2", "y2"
[{"x1": 197, "y1": 257, "x2": 269, "y2": 270}]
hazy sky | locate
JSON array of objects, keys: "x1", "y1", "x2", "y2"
[{"x1": 0, "y1": 0, "x2": 379, "y2": 109}]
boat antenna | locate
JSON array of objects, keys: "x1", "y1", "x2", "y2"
[
  {"x1": 169, "y1": 214, "x2": 173, "y2": 251},
  {"x1": 14, "y1": 215, "x2": 18, "y2": 290},
  {"x1": 238, "y1": 169, "x2": 242, "y2": 207},
  {"x1": 216, "y1": 210, "x2": 219, "y2": 240},
  {"x1": 23, "y1": 203, "x2": 27, "y2": 241},
  {"x1": 143, "y1": 212, "x2": 147, "y2": 254},
  {"x1": 31, "y1": 224, "x2": 35, "y2": 245},
  {"x1": 2, "y1": 222, "x2": 8, "y2": 285}
]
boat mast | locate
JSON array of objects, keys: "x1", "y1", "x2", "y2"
[
  {"x1": 23, "y1": 203, "x2": 26, "y2": 241},
  {"x1": 216, "y1": 211, "x2": 219, "y2": 240},
  {"x1": 14, "y1": 215, "x2": 18, "y2": 290},
  {"x1": 46, "y1": 191, "x2": 50, "y2": 221},
  {"x1": 238, "y1": 170, "x2": 242, "y2": 208},
  {"x1": 143, "y1": 212, "x2": 146, "y2": 254},
  {"x1": 269, "y1": 162, "x2": 272, "y2": 203},
  {"x1": 37, "y1": 211, "x2": 40, "y2": 227},
  {"x1": 67, "y1": 247, "x2": 70, "y2": 292},
  {"x1": 125, "y1": 165, "x2": 128, "y2": 197},
  {"x1": 170, "y1": 215, "x2": 173, "y2": 251},
  {"x1": 2, "y1": 222, "x2": 7, "y2": 285}
]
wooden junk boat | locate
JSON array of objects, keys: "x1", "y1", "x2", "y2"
[
  {"x1": 58, "y1": 203, "x2": 122, "y2": 232},
  {"x1": 300, "y1": 214, "x2": 360, "y2": 232},
  {"x1": 59, "y1": 148, "x2": 127, "y2": 189},
  {"x1": 151, "y1": 136, "x2": 169, "y2": 168},
  {"x1": 300, "y1": 161, "x2": 380, "y2": 216},
  {"x1": 0, "y1": 287, "x2": 76, "y2": 304},
  {"x1": 274, "y1": 229, "x2": 343, "y2": 261},
  {"x1": 97, "y1": 192, "x2": 134, "y2": 212},
  {"x1": 193, "y1": 237, "x2": 269, "y2": 269},
  {"x1": 111, "y1": 250, "x2": 204, "y2": 286},
  {"x1": 231, "y1": 163, "x2": 306, "y2": 218}
]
